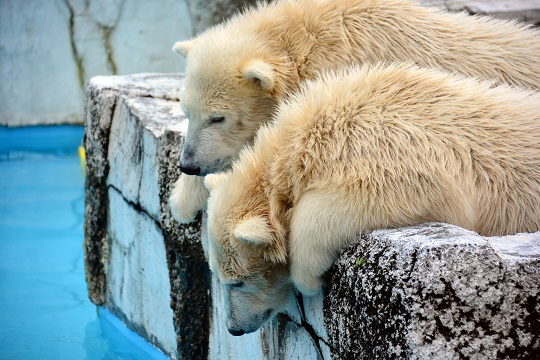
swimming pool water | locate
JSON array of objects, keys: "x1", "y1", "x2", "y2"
[{"x1": 0, "y1": 126, "x2": 168, "y2": 360}]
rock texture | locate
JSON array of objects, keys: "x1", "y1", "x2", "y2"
[
  {"x1": 84, "y1": 73, "x2": 210, "y2": 359},
  {"x1": 106, "y1": 187, "x2": 177, "y2": 357},
  {"x1": 325, "y1": 224, "x2": 540, "y2": 359},
  {"x1": 84, "y1": 73, "x2": 183, "y2": 305}
]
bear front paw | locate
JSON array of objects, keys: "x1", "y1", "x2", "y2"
[{"x1": 168, "y1": 175, "x2": 208, "y2": 223}]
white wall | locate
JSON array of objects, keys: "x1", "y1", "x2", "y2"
[{"x1": 0, "y1": 0, "x2": 192, "y2": 126}]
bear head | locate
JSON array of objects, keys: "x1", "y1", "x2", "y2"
[
  {"x1": 172, "y1": 31, "x2": 294, "y2": 176},
  {"x1": 205, "y1": 170, "x2": 293, "y2": 336}
]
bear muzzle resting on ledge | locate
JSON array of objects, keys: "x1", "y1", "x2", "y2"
[
  {"x1": 169, "y1": 0, "x2": 540, "y2": 224},
  {"x1": 204, "y1": 63, "x2": 540, "y2": 336}
]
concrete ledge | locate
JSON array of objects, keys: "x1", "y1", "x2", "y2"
[
  {"x1": 84, "y1": 72, "x2": 540, "y2": 358},
  {"x1": 83, "y1": 73, "x2": 210, "y2": 359},
  {"x1": 325, "y1": 224, "x2": 540, "y2": 358},
  {"x1": 83, "y1": 73, "x2": 183, "y2": 306}
]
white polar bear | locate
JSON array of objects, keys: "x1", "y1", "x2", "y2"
[
  {"x1": 169, "y1": 0, "x2": 540, "y2": 223},
  {"x1": 204, "y1": 63, "x2": 540, "y2": 335}
]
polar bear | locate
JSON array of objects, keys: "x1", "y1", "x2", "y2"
[
  {"x1": 204, "y1": 63, "x2": 540, "y2": 335},
  {"x1": 169, "y1": 0, "x2": 540, "y2": 223}
]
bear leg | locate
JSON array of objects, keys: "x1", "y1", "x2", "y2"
[
  {"x1": 289, "y1": 188, "x2": 360, "y2": 296},
  {"x1": 168, "y1": 174, "x2": 209, "y2": 223}
]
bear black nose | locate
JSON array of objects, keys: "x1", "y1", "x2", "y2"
[
  {"x1": 228, "y1": 328, "x2": 245, "y2": 337},
  {"x1": 179, "y1": 165, "x2": 201, "y2": 176}
]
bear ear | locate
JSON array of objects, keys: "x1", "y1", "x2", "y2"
[
  {"x1": 234, "y1": 216, "x2": 273, "y2": 246},
  {"x1": 172, "y1": 40, "x2": 195, "y2": 57},
  {"x1": 204, "y1": 173, "x2": 228, "y2": 192},
  {"x1": 242, "y1": 59, "x2": 275, "y2": 90}
]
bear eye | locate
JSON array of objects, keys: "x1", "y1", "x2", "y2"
[{"x1": 210, "y1": 116, "x2": 225, "y2": 124}]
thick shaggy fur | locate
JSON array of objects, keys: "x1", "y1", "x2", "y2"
[
  {"x1": 205, "y1": 63, "x2": 540, "y2": 334},
  {"x1": 170, "y1": 0, "x2": 540, "y2": 223}
]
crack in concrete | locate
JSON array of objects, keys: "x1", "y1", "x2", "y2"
[
  {"x1": 63, "y1": 0, "x2": 86, "y2": 91},
  {"x1": 108, "y1": 184, "x2": 161, "y2": 227},
  {"x1": 96, "y1": 0, "x2": 125, "y2": 75},
  {"x1": 296, "y1": 293, "x2": 331, "y2": 358},
  {"x1": 61, "y1": 0, "x2": 126, "y2": 91},
  {"x1": 101, "y1": 26, "x2": 118, "y2": 74}
]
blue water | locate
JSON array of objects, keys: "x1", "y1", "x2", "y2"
[{"x1": 0, "y1": 126, "x2": 168, "y2": 360}]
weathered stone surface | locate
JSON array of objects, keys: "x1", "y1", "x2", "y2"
[
  {"x1": 159, "y1": 132, "x2": 210, "y2": 360},
  {"x1": 84, "y1": 73, "x2": 182, "y2": 305},
  {"x1": 324, "y1": 223, "x2": 540, "y2": 359},
  {"x1": 84, "y1": 73, "x2": 210, "y2": 359},
  {"x1": 107, "y1": 187, "x2": 177, "y2": 358},
  {"x1": 107, "y1": 95, "x2": 185, "y2": 221}
]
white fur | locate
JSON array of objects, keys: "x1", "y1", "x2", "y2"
[
  {"x1": 289, "y1": 188, "x2": 361, "y2": 295},
  {"x1": 204, "y1": 172, "x2": 228, "y2": 192},
  {"x1": 242, "y1": 60, "x2": 275, "y2": 90},
  {"x1": 172, "y1": 40, "x2": 194, "y2": 57},
  {"x1": 168, "y1": 174, "x2": 208, "y2": 223},
  {"x1": 234, "y1": 216, "x2": 273, "y2": 246}
]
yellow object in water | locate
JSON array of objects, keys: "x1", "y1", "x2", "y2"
[{"x1": 78, "y1": 146, "x2": 86, "y2": 175}]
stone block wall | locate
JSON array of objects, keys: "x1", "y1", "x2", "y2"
[
  {"x1": 84, "y1": 74, "x2": 540, "y2": 359},
  {"x1": 84, "y1": 74, "x2": 210, "y2": 359}
]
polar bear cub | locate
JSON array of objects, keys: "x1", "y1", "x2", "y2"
[
  {"x1": 170, "y1": 0, "x2": 540, "y2": 223},
  {"x1": 205, "y1": 63, "x2": 540, "y2": 335}
]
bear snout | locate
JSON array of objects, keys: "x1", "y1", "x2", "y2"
[
  {"x1": 226, "y1": 309, "x2": 273, "y2": 336},
  {"x1": 179, "y1": 164, "x2": 201, "y2": 176},
  {"x1": 179, "y1": 148, "x2": 202, "y2": 175},
  {"x1": 227, "y1": 328, "x2": 245, "y2": 336}
]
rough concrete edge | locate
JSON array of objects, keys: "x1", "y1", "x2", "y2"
[
  {"x1": 83, "y1": 74, "x2": 182, "y2": 306},
  {"x1": 83, "y1": 82, "x2": 115, "y2": 305},
  {"x1": 158, "y1": 129, "x2": 211, "y2": 360},
  {"x1": 84, "y1": 73, "x2": 214, "y2": 359},
  {"x1": 104, "y1": 185, "x2": 177, "y2": 359},
  {"x1": 323, "y1": 223, "x2": 540, "y2": 359},
  {"x1": 98, "y1": 94, "x2": 191, "y2": 358}
]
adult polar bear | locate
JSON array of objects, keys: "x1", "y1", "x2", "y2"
[
  {"x1": 169, "y1": 0, "x2": 540, "y2": 223},
  {"x1": 204, "y1": 63, "x2": 540, "y2": 336}
]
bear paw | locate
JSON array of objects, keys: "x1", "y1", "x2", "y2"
[{"x1": 168, "y1": 174, "x2": 209, "y2": 223}]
